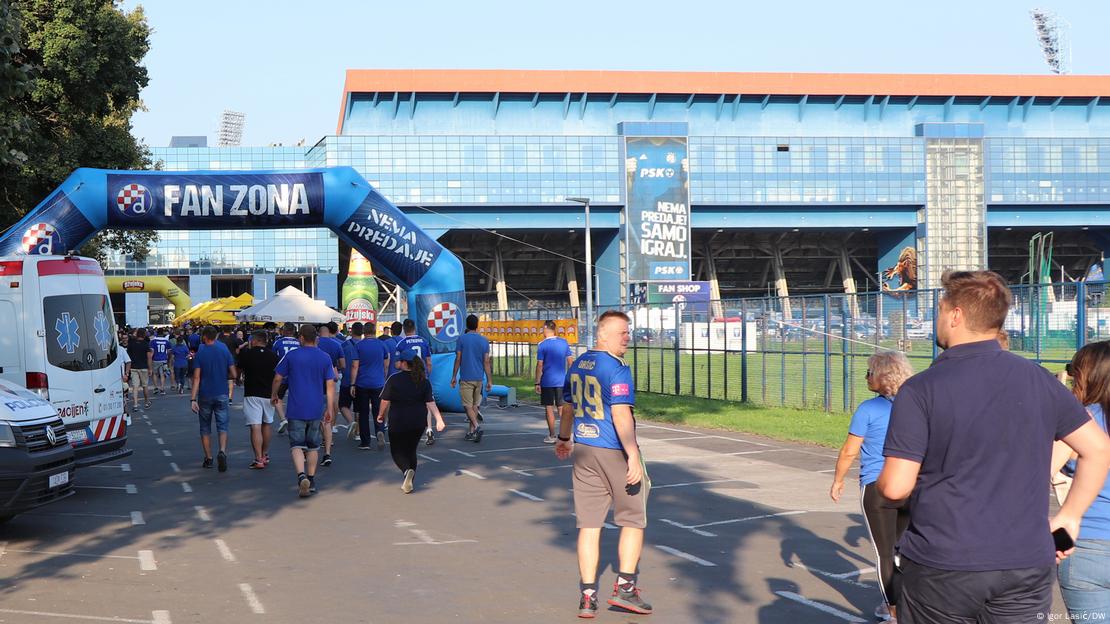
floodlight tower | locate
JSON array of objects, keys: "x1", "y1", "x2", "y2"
[
  {"x1": 217, "y1": 110, "x2": 246, "y2": 147},
  {"x1": 1030, "y1": 9, "x2": 1072, "y2": 74}
]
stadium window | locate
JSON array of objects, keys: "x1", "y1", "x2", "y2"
[{"x1": 777, "y1": 144, "x2": 790, "y2": 152}]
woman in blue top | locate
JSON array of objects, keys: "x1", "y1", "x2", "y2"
[
  {"x1": 1052, "y1": 341, "x2": 1110, "y2": 621},
  {"x1": 830, "y1": 351, "x2": 914, "y2": 623}
]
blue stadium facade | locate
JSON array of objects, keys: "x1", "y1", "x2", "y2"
[{"x1": 110, "y1": 70, "x2": 1110, "y2": 311}]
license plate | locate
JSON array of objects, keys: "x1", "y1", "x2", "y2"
[
  {"x1": 48, "y1": 471, "x2": 69, "y2": 488},
  {"x1": 66, "y1": 429, "x2": 88, "y2": 444}
]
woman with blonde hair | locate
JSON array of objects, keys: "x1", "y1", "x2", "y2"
[
  {"x1": 1051, "y1": 341, "x2": 1110, "y2": 620},
  {"x1": 831, "y1": 350, "x2": 915, "y2": 623}
]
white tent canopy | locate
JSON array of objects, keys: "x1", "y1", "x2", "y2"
[{"x1": 236, "y1": 286, "x2": 345, "y2": 324}]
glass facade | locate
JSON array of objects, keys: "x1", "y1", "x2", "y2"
[
  {"x1": 986, "y1": 138, "x2": 1110, "y2": 203},
  {"x1": 921, "y1": 138, "x2": 987, "y2": 289},
  {"x1": 308, "y1": 135, "x2": 622, "y2": 205},
  {"x1": 689, "y1": 137, "x2": 925, "y2": 204}
]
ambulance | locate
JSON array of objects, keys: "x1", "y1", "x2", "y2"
[{"x1": 0, "y1": 254, "x2": 130, "y2": 467}]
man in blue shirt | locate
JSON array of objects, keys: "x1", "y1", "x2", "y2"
[
  {"x1": 316, "y1": 321, "x2": 345, "y2": 466},
  {"x1": 382, "y1": 321, "x2": 403, "y2": 377},
  {"x1": 535, "y1": 320, "x2": 574, "y2": 445},
  {"x1": 451, "y1": 314, "x2": 492, "y2": 443},
  {"x1": 150, "y1": 329, "x2": 171, "y2": 396},
  {"x1": 271, "y1": 324, "x2": 335, "y2": 498},
  {"x1": 169, "y1": 338, "x2": 191, "y2": 394},
  {"x1": 394, "y1": 319, "x2": 435, "y2": 444},
  {"x1": 878, "y1": 270, "x2": 1110, "y2": 622},
  {"x1": 338, "y1": 328, "x2": 360, "y2": 441},
  {"x1": 190, "y1": 326, "x2": 237, "y2": 473},
  {"x1": 354, "y1": 322, "x2": 390, "y2": 450},
  {"x1": 555, "y1": 311, "x2": 651, "y2": 618},
  {"x1": 271, "y1": 322, "x2": 300, "y2": 434}
]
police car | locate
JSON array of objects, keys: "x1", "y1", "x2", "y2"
[
  {"x1": 0, "y1": 377, "x2": 75, "y2": 522},
  {"x1": 0, "y1": 255, "x2": 130, "y2": 468}
]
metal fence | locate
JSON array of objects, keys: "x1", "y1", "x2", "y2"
[{"x1": 488, "y1": 281, "x2": 1110, "y2": 413}]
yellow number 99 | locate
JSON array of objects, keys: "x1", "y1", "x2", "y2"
[{"x1": 570, "y1": 374, "x2": 604, "y2": 420}]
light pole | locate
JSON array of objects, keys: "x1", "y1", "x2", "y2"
[{"x1": 567, "y1": 197, "x2": 593, "y2": 347}]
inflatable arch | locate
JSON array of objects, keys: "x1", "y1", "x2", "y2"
[
  {"x1": 105, "y1": 275, "x2": 191, "y2": 317},
  {"x1": 0, "y1": 167, "x2": 472, "y2": 411}
]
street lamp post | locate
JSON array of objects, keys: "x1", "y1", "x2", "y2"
[{"x1": 567, "y1": 197, "x2": 593, "y2": 347}]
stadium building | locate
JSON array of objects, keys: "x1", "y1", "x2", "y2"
[{"x1": 107, "y1": 70, "x2": 1110, "y2": 316}]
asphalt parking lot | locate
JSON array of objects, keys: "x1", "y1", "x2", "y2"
[{"x1": 0, "y1": 392, "x2": 1069, "y2": 623}]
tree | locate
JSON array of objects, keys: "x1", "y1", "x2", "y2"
[{"x1": 0, "y1": 0, "x2": 157, "y2": 261}]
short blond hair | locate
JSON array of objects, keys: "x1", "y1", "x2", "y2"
[{"x1": 868, "y1": 351, "x2": 914, "y2": 397}]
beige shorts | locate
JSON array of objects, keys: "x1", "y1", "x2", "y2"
[
  {"x1": 459, "y1": 380, "x2": 483, "y2": 408},
  {"x1": 129, "y1": 369, "x2": 149, "y2": 389},
  {"x1": 572, "y1": 443, "x2": 650, "y2": 529}
]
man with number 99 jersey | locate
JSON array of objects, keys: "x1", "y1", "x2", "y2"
[{"x1": 555, "y1": 310, "x2": 652, "y2": 618}]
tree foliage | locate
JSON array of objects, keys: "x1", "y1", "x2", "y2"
[{"x1": 0, "y1": 0, "x2": 157, "y2": 261}]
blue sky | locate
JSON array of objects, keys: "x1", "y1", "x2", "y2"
[{"x1": 124, "y1": 0, "x2": 1109, "y2": 148}]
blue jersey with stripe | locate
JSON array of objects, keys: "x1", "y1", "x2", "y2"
[
  {"x1": 272, "y1": 336, "x2": 300, "y2": 359},
  {"x1": 563, "y1": 350, "x2": 635, "y2": 450}
]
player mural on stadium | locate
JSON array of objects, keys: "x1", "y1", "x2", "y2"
[
  {"x1": 0, "y1": 167, "x2": 473, "y2": 411},
  {"x1": 881, "y1": 246, "x2": 918, "y2": 292}
]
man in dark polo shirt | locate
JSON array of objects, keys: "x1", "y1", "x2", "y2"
[{"x1": 878, "y1": 270, "x2": 1110, "y2": 623}]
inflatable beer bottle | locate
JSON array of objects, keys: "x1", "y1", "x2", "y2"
[{"x1": 342, "y1": 250, "x2": 379, "y2": 324}]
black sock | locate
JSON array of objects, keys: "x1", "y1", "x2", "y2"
[
  {"x1": 580, "y1": 581, "x2": 598, "y2": 595},
  {"x1": 297, "y1": 471, "x2": 306, "y2": 481},
  {"x1": 617, "y1": 572, "x2": 637, "y2": 587}
]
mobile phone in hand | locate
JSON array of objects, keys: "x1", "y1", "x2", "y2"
[{"x1": 1052, "y1": 527, "x2": 1075, "y2": 552}]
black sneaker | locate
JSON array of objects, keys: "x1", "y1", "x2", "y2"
[
  {"x1": 308, "y1": 477, "x2": 318, "y2": 494},
  {"x1": 472, "y1": 427, "x2": 483, "y2": 443},
  {"x1": 425, "y1": 430, "x2": 435, "y2": 446},
  {"x1": 608, "y1": 582, "x2": 652, "y2": 615},
  {"x1": 358, "y1": 444, "x2": 371, "y2": 450},
  {"x1": 202, "y1": 457, "x2": 213, "y2": 469},
  {"x1": 298, "y1": 475, "x2": 311, "y2": 498},
  {"x1": 477, "y1": 411, "x2": 484, "y2": 423},
  {"x1": 578, "y1": 591, "x2": 598, "y2": 619},
  {"x1": 321, "y1": 454, "x2": 332, "y2": 466},
  {"x1": 464, "y1": 430, "x2": 475, "y2": 442},
  {"x1": 217, "y1": 451, "x2": 227, "y2": 473}
]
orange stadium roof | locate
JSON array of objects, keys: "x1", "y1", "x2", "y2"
[{"x1": 337, "y1": 69, "x2": 1110, "y2": 133}]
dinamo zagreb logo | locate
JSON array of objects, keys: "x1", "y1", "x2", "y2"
[
  {"x1": 116, "y1": 183, "x2": 152, "y2": 216},
  {"x1": 426, "y1": 301, "x2": 460, "y2": 342},
  {"x1": 20, "y1": 223, "x2": 62, "y2": 255}
]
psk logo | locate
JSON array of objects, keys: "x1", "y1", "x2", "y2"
[
  {"x1": 55, "y1": 312, "x2": 81, "y2": 354},
  {"x1": 20, "y1": 223, "x2": 61, "y2": 255},
  {"x1": 426, "y1": 302, "x2": 460, "y2": 342},
  {"x1": 116, "y1": 183, "x2": 151, "y2": 216},
  {"x1": 93, "y1": 311, "x2": 112, "y2": 350}
]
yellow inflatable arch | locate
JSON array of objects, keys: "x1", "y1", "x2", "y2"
[{"x1": 105, "y1": 276, "x2": 191, "y2": 318}]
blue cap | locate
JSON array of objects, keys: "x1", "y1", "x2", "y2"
[{"x1": 399, "y1": 348, "x2": 419, "y2": 361}]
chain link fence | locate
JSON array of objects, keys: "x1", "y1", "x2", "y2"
[{"x1": 488, "y1": 282, "x2": 1108, "y2": 413}]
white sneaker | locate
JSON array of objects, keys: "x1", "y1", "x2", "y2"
[
  {"x1": 277, "y1": 420, "x2": 288, "y2": 434},
  {"x1": 874, "y1": 603, "x2": 891, "y2": 622},
  {"x1": 543, "y1": 435, "x2": 557, "y2": 444},
  {"x1": 401, "y1": 469, "x2": 415, "y2": 493}
]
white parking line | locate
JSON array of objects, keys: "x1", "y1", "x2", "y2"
[
  {"x1": 0, "y1": 608, "x2": 163, "y2": 623},
  {"x1": 181, "y1": 482, "x2": 193, "y2": 493},
  {"x1": 459, "y1": 469, "x2": 486, "y2": 480},
  {"x1": 654, "y1": 544, "x2": 716, "y2": 567},
  {"x1": 150, "y1": 429, "x2": 158, "y2": 434},
  {"x1": 138, "y1": 550, "x2": 157, "y2": 571},
  {"x1": 652, "y1": 478, "x2": 743, "y2": 490},
  {"x1": 659, "y1": 519, "x2": 717, "y2": 537},
  {"x1": 773, "y1": 591, "x2": 866, "y2": 622},
  {"x1": 238, "y1": 583, "x2": 265, "y2": 614},
  {"x1": 450, "y1": 448, "x2": 476, "y2": 458},
  {"x1": 194, "y1": 506, "x2": 211, "y2": 522},
  {"x1": 126, "y1": 484, "x2": 138, "y2": 494},
  {"x1": 471, "y1": 445, "x2": 550, "y2": 454},
  {"x1": 155, "y1": 438, "x2": 164, "y2": 445},
  {"x1": 152, "y1": 611, "x2": 172, "y2": 624},
  {"x1": 641, "y1": 435, "x2": 712, "y2": 443},
  {"x1": 507, "y1": 489, "x2": 544, "y2": 502},
  {"x1": 24, "y1": 511, "x2": 130, "y2": 520},
  {"x1": 3, "y1": 548, "x2": 140, "y2": 561},
  {"x1": 214, "y1": 539, "x2": 236, "y2": 562},
  {"x1": 130, "y1": 511, "x2": 145, "y2": 526},
  {"x1": 789, "y1": 562, "x2": 874, "y2": 588},
  {"x1": 169, "y1": 462, "x2": 180, "y2": 473},
  {"x1": 501, "y1": 465, "x2": 533, "y2": 477},
  {"x1": 417, "y1": 453, "x2": 440, "y2": 463},
  {"x1": 88, "y1": 464, "x2": 129, "y2": 471},
  {"x1": 162, "y1": 450, "x2": 172, "y2": 457},
  {"x1": 121, "y1": 463, "x2": 131, "y2": 472},
  {"x1": 691, "y1": 510, "x2": 806, "y2": 529}
]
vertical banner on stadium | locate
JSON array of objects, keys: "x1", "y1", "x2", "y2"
[{"x1": 624, "y1": 136, "x2": 691, "y2": 282}]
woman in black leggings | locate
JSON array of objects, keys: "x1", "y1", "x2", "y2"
[{"x1": 378, "y1": 351, "x2": 445, "y2": 493}]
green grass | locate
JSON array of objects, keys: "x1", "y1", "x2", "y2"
[{"x1": 493, "y1": 374, "x2": 850, "y2": 449}]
